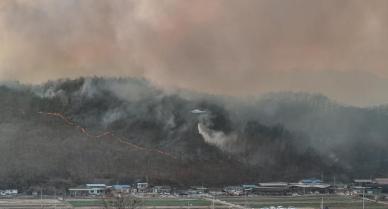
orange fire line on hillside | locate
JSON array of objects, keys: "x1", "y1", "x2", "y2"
[{"x1": 37, "y1": 111, "x2": 177, "y2": 160}]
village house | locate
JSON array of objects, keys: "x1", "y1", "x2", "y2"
[{"x1": 68, "y1": 184, "x2": 107, "y2": 197}]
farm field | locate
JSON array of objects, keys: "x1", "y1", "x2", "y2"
[
  {"x1": 67, "y1": 198, "x2": 216, "y2": 208},
  {"x1": 220, "y1": 195, "x2": 388, "y2": 209},
  {"x1": 2, "y1": 195, "x2": 388, "y2": 209},
  {"x1": 0, "y1": 199, "x2": 72, "y2": 209},
  {"x1": 66, "y1": 195, "x2": 388, "y2": 209}
]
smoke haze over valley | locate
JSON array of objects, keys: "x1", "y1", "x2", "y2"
[
  {"x1": 2, "y1": 0, "x2": 388, "y2": 190},
  {"x1": 2, "y1": 0, "x2": 388, "y2": 106}
]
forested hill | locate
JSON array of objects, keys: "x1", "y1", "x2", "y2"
[{"x1": 1, "y1": 77, "x2": 388, "y2": 191}]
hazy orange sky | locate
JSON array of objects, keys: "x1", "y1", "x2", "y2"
[{"x1": 1, "y1": 0, "x2": 388, "y2": 106}]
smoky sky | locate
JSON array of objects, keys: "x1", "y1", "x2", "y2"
[{"x1": 1, "y1": 0, "x2": 388, "y2": 106}]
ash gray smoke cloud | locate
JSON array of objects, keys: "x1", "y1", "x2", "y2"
[
  {"x1": 194, "y1": 110, "x2": 238, "y2": 153},
  {"x1": 198, "y1": 123, "x2": 238, "y2": 154},
  {"x1": 2, "y1": 0, "x2": 388, "y2": 106}
]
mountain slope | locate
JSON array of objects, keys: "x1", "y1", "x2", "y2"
[{"x1": 1, "y1": 78, "x2": 387, "y2": 190}]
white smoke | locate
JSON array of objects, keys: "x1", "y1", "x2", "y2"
[
  {"x1": 102, "y1": 108, "x2": 125, "y2": 126},
  {"x1": 197, "y1": 122, "x2": 238, "y2": 153},
  {"x1": 80, "y1": 78, "x2": 99, "y2": 98}
]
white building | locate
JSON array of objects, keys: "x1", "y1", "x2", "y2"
[
  {"x1": 137, "y1": 182, "x2": 149, "y2": 193},
  {"x1": 0, "y1": 189, "x2": 18, "y2": 196},
  {"x1": 69, "y1": 184, "x2": 107, "y2": 196}
]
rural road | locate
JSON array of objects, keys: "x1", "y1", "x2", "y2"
[{"x1": 203, "y1": 197, "x2": 247, "y2": 209}]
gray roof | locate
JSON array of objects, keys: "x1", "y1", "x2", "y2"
[{"x1": 354, "y1": 179, "x2": 373, "y2": 183}]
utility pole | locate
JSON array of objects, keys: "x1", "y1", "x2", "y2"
[
  {"x1": 212, "y1": 194, "x2": 215, "y2": 209},
  {"x1": 363, "y1": 187, "x2": 365, "y2": 209},
  {"x1": 54, "y1": 189, "x2": 57, "y2": 209},
  {"x1": 40, "y1": 187, "x2": 43, "y2": 209},
  {"x1": 321, "y1": 196, "x2": 324, "y2": 209},
  {"x1": 244, "y1": 189, "x2": 248, "y2": 209}
]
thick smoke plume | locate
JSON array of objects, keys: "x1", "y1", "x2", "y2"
[
  {"x1": 198, "y1": 122, "x2": 238, "y2": 153},
  {"x1": 2, "y1": 1, "x2": 388, "y2": 105},
  {"x1": 194, "y1": 109, "x2": 242, "y2": 154}
]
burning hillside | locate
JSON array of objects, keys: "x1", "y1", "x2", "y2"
[{"x1": 1, "y1": 77, "x2": 388, "y2": 189}]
